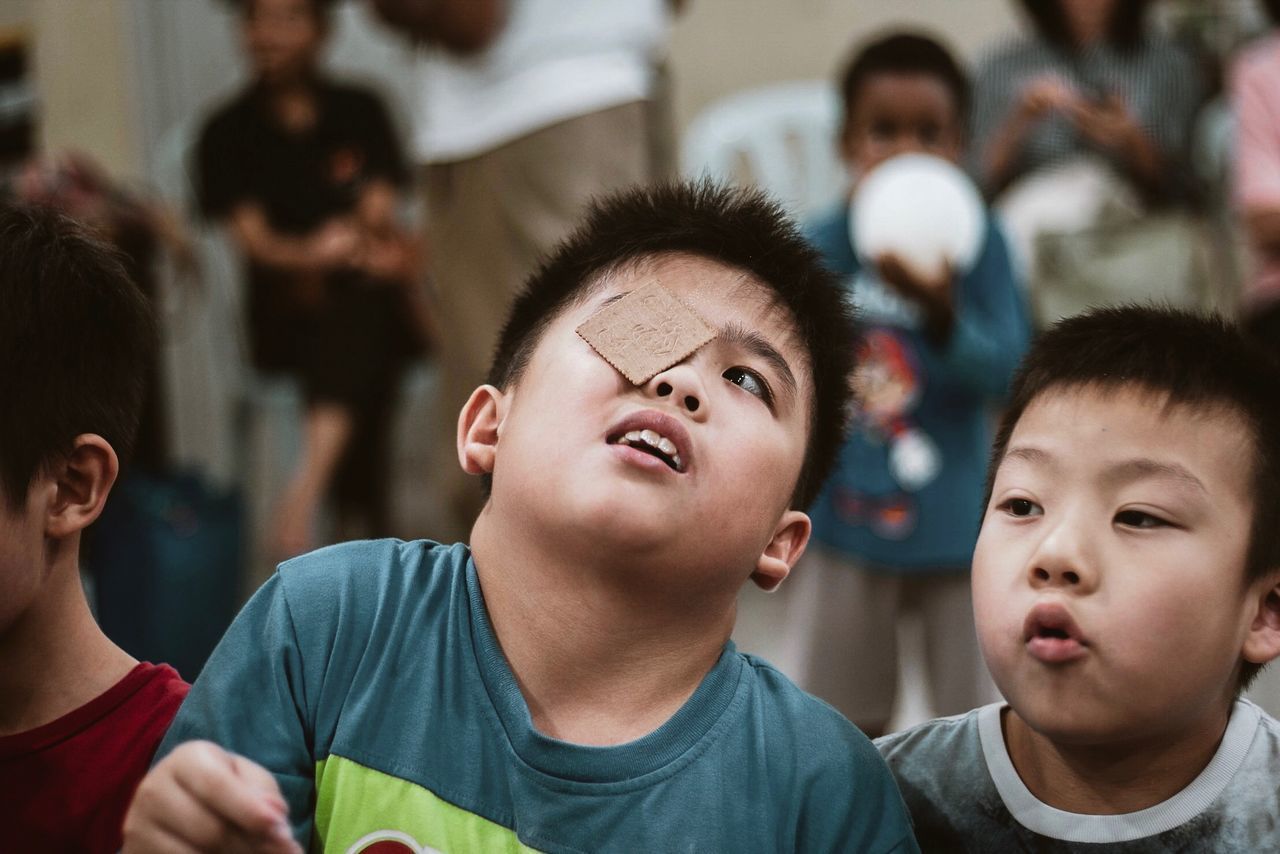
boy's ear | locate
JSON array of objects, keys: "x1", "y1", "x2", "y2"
[
  {"x1": 751, "y1": 510, "x2": 811, "y2": 592},
  {"x1": 45, "y1": 434, "x2": 119, "y2": 538},
  {"x1": 457, "y1": 384, "x2": 507, "y2": 476},
  {"x1": 1242, "y1": 575, "x2": 1280, "y2": 667}
]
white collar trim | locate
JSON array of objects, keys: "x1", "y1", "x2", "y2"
[{"x1": 977, "y1": 699, "x2": 1260, "y2": 843}]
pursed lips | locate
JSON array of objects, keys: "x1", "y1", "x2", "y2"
[{"x1": 1022, "y1": 601, "x2": 1089, "y2": 664}]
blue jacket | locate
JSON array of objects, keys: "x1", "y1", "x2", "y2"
[{"x1": 807, "y1": 205, "x2": 1030, "y2": 572}]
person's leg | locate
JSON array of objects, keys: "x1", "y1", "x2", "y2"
[
  {"x1": 423, "y1": 101, "x2": 652, "y2": 543},
  {"x1": 331, "y1": 391, "x2": 397, "y2": 540},
  {"x1": 915, "y1": 571, "x2": 999, "y2": 717},
  {"x1": 272, "y1": 401, "x2": 354, "y2": 560},
  {"x1": 787, "y1": 549, "x2": 901, "y2": 736}
]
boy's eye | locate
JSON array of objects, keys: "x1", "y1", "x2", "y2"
[
  {"x1": 1115, "y1": 510, "x2": 1170, "y2": 529},
  {"x1": 999, "y1": 497, "x2": 1041, "y2": 517},
  {"x1": 723, "y1": 366, "x2": 773, "y2": 405}
]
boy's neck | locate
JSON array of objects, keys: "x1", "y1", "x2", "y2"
[
  {"x1": 0, "y1": 541, "x2": 135, "y2": 736},
  {"x1": 469, "y1": 512, "x2": 737, "y2": 747},
  {"x1": 1001, "y1": 704, "x2": 1232, "y2": 815}
]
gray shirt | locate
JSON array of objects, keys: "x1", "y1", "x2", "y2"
[{"x1": 876, "y1": 700, "x2": 1280, "y2": 851}]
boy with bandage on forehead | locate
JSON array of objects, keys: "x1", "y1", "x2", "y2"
[{"x1": 122, "y1": 183, "x2": 919, "y2": 854}]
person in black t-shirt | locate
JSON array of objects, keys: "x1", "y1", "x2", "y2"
[{"x1": 198, "y1": 0, "x2": 429, "y2": 558}]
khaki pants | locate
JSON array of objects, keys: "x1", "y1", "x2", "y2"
[
  {"x1": 422, "y1": 101, "x2": 652, "y2": 543},
  {"x1": 786, "y1": 548, "x2": 997, "y2": 732}
]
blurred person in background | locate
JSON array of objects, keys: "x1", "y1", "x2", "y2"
[
  {"x1": 971, "y1": 0, "x2": 1203, "y2": 204},
  {"x1": 794, "y1": 33, "x2": 1029, "y2": 737},
  {"x1": 369, "y1": 0, "x2": 676, "y2": 544},
  {"x1": 970, "y1": 0, "x2": 1209, "y2": 326},
  {"x1": 1232, "y1": 0, "x2": 1280, "y2": 359},
  {"x1": 198, "y1": 0, "x2": 429, "y2": 559}
]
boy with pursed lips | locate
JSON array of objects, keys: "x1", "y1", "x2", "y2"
[{"x1": 877, "y1": 305, "x2": 1280, "y2": 851}]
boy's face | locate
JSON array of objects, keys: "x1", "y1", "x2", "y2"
[
  {"x1": 478, "y1": 254, "x2": 812, "y2": 592},
  {"x1": 840, "y1": 72, "x2": 963, "y2": 178},
  {"x1": 242, "y1": 0, "x2": 323, "y2": 84},
  {"x1": 973, "y1": 385, "x2": 1269, "y2": 746}
]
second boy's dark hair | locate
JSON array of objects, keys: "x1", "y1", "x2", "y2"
[
  {"x1": 0, "y1": 204, "x2": 156, "y2": 506},
  {"x1": 488, "y1": 181, "x2": 857, "y2": 510},
  {"x1": 839, "y1": 33, "x2": 970, "y2": 132},
  {"x1": 985, "y1": 305, "x2": 1280, "y2": 688}
]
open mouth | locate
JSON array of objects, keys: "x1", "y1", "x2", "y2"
[{"x1": 609, "y1": 429, "x2": 684, "y2": 472}]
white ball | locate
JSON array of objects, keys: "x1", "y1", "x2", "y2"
[{"x1": 851, "y1": 153, "x2": 986, "y2": 280}]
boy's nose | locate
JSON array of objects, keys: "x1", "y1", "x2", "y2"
[
  {"x1": 646, "y1": 362, "x2": 707, "y2": 419},
  {"x1": 1027, "y1": 520, "x2": 1096, "y2": 592}
]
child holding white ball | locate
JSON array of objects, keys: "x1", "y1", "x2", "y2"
[{"x1": 792, "y1": 32, "x2": 1031, "y2": 737}]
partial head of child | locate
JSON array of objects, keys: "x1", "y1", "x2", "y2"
[
  {"x1": 838, "y1": 32, "x2": 969, "y2": 178},
  {"x1": 975, "y1": 304, "x2": 1280, "y2": 811},
  {"x1": 233, "y1": 0, "x2": 334, "y2": 84},
  {"x1": 461, "y1": 181, "x2": 856, "y2": 594},
  {"x1": 0, "y1": 204, "x2": 155, "y2": 653}
]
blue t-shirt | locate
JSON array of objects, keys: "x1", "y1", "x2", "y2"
[
  {"x1": 158, "y1": 539, "x2": 919, "y2": 853},
  {"x1": 806, "y1": 205, "x2": 1030, "y2": 572}
]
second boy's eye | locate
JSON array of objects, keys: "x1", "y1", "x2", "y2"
[
  {"x1": 1115, "y1": 510, "x2": 1170, "y2": 529},
  {"x1": 723, "y1": 366, "x2": 773, "y2": 406},
  {"x1": 999, "y1": 497, "x2": 1040, "y2": 518}
]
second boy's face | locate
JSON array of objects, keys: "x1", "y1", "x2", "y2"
[
  {"x1": 841, "y1": 72, "x2": 963, "y2": 178},
  {"x1": 973, "y1": 386, "x2": 1264, "y2": 746},
  {"x1": 483, "y1": 254, "x2": 812, "y2": 592}
]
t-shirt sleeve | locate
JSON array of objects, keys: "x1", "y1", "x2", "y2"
[
  {"x1": 195, "y1": 107, "x2": 256, "y2": 222},
  {"x1": 794, "y1": 728, "x2": 921, "y2": 853},
  {"x1": 351, "y1": 89, "x2": 410, "y2": 188},
  {"x1": 154, "y1": 571, "x2": 318, "y2": 846},
  {"x1": 929, "y1": 216, "x2": 1030, "y2": 399}
]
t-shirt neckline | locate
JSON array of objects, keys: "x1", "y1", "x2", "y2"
[
  {"x1": 0, "y1": 662, "x2": 171, "y2": 759},
  {"x1": 978, "y1": 699, "x2": 1260, "y2": 843},
  {"x1": 464, "y1": 556, "x2": 744, "y2": 786}
]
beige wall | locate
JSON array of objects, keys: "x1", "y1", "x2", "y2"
[
  {"x1": 32, "y1": 0, "x2": 142, "y2": 178},
  {"x1": 669, "y1": 0, "x2": 1020, "y2": 134}
]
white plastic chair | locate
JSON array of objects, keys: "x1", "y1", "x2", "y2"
[{"x1": 680, "y1": 80, "x2": 846, "y2": 222}]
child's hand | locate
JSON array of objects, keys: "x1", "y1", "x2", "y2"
[
  {"x1": 307, "y1": 220, "x2": 362, "y2": 269},
  {"x1": 876, "y1": 253, "x2": 953, "y2": 305},
  {"x1": 876, "y1": 253, "x2": 956, "y2": 344},
  {"x1": 1017, "y1": 75, "x2": 1078, "y2": 120},
  {"x1": 122, "y1": 740, "x2": 303, "y2": 854},
  {"x1": 1066, "y1": 93, "x2": 1141, "y2": 152}
]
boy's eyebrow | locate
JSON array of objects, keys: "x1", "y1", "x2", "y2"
[
  {"x1": 718, "y1": 321, "x2": 798, "y2": 401},
  {"x1": 1005, "y1": 447, "x2": 1209, "y2": 495},
  {"x1": 1102, "y1": 459, "x2": 1209, "y2": 495}
]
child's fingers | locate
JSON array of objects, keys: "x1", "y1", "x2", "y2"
[
  {"x1": 166, "y1": 742, "x2": 290, "y2": 839},
  {"x1": 126, "y1": 768, "x2": 239, "y2": 851}
]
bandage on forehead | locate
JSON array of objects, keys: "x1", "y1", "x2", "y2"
[{"x1": 575, "y1": 281, "x2": 717, "y2": 385}]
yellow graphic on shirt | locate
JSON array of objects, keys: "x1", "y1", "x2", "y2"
[{"x1": 313, "y1": 754, "x2": 542, "y2": 854}]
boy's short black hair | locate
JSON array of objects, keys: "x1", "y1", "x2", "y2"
[
  {"x1": 1016, "y1": 0, "x2": 1152, "y2": 52},
  {"x1": 838, "y1": 32, "x2": 970, "y2": 131},
  {"x1": 487, "y1": 180, "x2": 857, "y2": 510},
  {"x1": 0, "y1": 203, "x2": 156, "y2": 506},
  {"x1": 985, "y1": 305, "x2": 1280, "y2": 689}
]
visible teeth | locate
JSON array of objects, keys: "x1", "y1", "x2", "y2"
[
  {"x1": 625, "y1": 430, "x2": 643, "y2": 443},
  {"x1": 640, "y1": 429, "x2": 662, "y2": 446},
  {"x1": 672, "y1": 454, "x2": 683, "y2": 471},
  {"x1": 657, "y1": 437, "x2": 677, "y2": 456}
]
